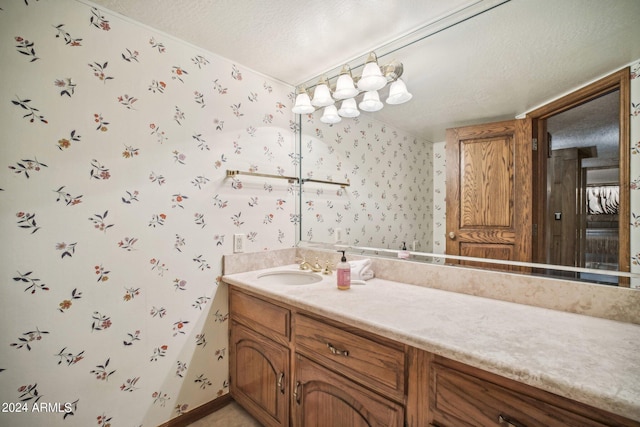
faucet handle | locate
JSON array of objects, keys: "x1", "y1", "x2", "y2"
[
  {"x1": 298, "y1": 257, "x2": 310, "y2": 270},
  {"x1": 322, "y1": 261, "x2": 334, "y2": 275}
]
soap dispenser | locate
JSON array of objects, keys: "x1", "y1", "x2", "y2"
[
  {"x1": 398, "y1": 242, "x2": 410, "y2": 259},
  {"x1": 336, "y1": 250, "x2": 351, "y2": 290}
]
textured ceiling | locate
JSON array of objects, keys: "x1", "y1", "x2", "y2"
[
  {"x1": 90, "y1": 0, "x2": 640, "y2": 142},
  {"x1": 88, "y1": 0, "x2": 477, "y2": 84}
]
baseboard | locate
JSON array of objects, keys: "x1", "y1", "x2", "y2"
[{"x1": 157, "y1": 394, "x2": 233, "y2": 427}]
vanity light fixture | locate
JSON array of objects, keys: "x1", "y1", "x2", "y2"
[
  {"x1": 310, "y1": 76, "x2": 334, "y2": 107},
  {"x1": 386, "y1": 78, "x2": 413, "y2": 105},
  {"x1": 320, "y1": 105, "x2": 341, "y2": 124},
  {"x1": 333, "y1": 65, "x2": 359, "y2": 99},
  {"x1": 357, "y1": 52, "x2": 388, "y2": 91},
  {"x1": 359, "y1": 90, "x2": 384, "y2": 112},
  {"x1": 291, "y1": 85, "x2": 315, "y2": 114},
  {"x1": 292, "y1": 51, "x2": 412, "y2": 123},
  {"x1": 337, "y1": 98, "x2": 360, "y2": 118}
]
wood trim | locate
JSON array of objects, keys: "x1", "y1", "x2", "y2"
[
  {"x1": 527, "y1": 67, "x2": 630, "y2": 283},
  {"x1": 157, "y1": 394, "x2": 233, "y2": 427},
  {"x1": 515, "y1": 117, "x2": 533, "y2": 264},
  {"x1": 619, "y1": 69, "x2": 631, "y2": 282},
  {"x1": 405, "y1": 346, "x2": 432, "y2": 427},
  {"x1": 527, "y1": 69, "x2": 628, "y2": 119},
  {"x1": 531, "y1": 117, "x2": 545, "y2": 263}
]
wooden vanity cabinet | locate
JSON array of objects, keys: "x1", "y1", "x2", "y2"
[
  {"x1": 229, "y1": 286, "x2": 639, "y2": 427},
  {"x1": 229, "y1": 289, "x2": 291, "y2": 427},
  {"x1": 229, "y1": 286, "x2": 405, "y2": 427},
  {"x1": 425, "y1": 355, "x2": 640, "y2": 427}
]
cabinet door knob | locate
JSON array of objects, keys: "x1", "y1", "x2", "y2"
[
  {"x1": 448, "y1": 231, "x2": 456, "y2": 240},
  {"x1": 277, "y1": 372, "x2": 285, "y2": 394},
  {"x1": 293, "y1": 381, "x2": 301, "y2": 405}
]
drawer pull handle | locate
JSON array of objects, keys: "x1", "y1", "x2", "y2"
[
  {"x1": 293, "y1": 381, "x2": 301, "y2": 404},
  {"x1": 498, "y1": 414, "x2": 526, "y2": 427},
  {"x1": 277, "y1": 372, "x2": 285, "y2": 394},
  {"x1": 327, "y1": 342, "x2": 349, "y2": 357}
]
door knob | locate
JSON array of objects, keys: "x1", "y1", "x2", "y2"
[{"x1": 448, "y1": 232, "x2": 456, "y2": 240}]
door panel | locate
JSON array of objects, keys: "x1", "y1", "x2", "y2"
[
  {"x1": 293, "y1": 355, "x2": 404, "y2": 427},
  {"x1": 446, "y1": 119, "x2": 532, "y2": 265},
  {"x1": 230, "y1": 322, "x2": 289, "y2": 427},
  {"x1": 460, "y1": 135, "x2": 512, "y2": 228}
]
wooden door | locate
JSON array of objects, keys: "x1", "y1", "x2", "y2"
[
  {"x1": 230, "y1": 322, "x2": 289, "y2": 427},
  {"x1": 293, "y1": 355, "x2": 404, "y2": 427},
  {"x1": 446, "y1": 119, "x2": 532, "y2": 266}
]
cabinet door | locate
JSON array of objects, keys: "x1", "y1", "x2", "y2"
[
  {"x1": 230, "y1": 322, "x2": 289, "y2": 427},
  {"x1": 293, "y1": 355, "x2": 404, "y2": 427}
]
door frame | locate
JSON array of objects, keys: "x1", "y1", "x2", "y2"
[{"x1": 527, "y1": 68, "x2": 630, "y2": 282}]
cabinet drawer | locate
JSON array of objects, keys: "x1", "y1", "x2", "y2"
[
  {"x1": 294, "y1": 314, "x2": 405, "y2": 400},
  {"x1": 431, "y1": 363, "x2": 612, "y2": 427},
  {"x1": 230, "y1": 287, "x2": 290, "y2": 343}
]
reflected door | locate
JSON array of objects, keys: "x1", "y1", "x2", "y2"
[{"x1": 445, "y1": 119, "x2": 532, "y2": 266}]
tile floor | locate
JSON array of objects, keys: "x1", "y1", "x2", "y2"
[{"x1": 186, "y1": 401, "x2": 262, "y2": 427}]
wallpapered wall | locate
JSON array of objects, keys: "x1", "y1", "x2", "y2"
[
  {"x1": 631, "y1": 61, "x2": 640, "y2": 287},
  {"x1": 0, "y1": 1, "x2": 297, "y2": 426},
  {"x1": 299, "y1": 114, "x2": 435, "y2": 252}
]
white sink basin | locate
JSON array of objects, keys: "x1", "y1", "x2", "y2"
[{"x1": 257, "y1": 270, "x2": 323, "y2": 285}]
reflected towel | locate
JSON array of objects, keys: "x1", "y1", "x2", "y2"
[{"x1": 348, "y1": 259, "x2": 374, "y2": 280}]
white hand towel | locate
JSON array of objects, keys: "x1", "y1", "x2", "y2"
[{"x1": 348, "y1": 259, "x2": 374, "y2": 281}]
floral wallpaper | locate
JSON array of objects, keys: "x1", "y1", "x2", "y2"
[
  {"x1": 299, "y1": 113, "x2": 434, "y2": 253},
  {"x1": 630, "y1": 60, "x2": 640, "y2": 288},
  {"x1": 0, "y1": 1, "x2": 296, "y2": 426}
]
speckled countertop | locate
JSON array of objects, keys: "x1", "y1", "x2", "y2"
[{"x1": 223, "y1": 264, "x2": 640, "y2": 422}]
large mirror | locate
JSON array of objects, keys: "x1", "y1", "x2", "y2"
[{"x1": 297, "y1": 0, "x2": 640, "y2": 287}]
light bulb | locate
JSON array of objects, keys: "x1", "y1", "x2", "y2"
[
  {"x1": 292, "y1": 92, "x2": 315, "y2": 114},
  {"x1": 386, "y1": 79, "x2": 413, "y2": 105},
  {"x1": 359, "y1": 91, "x2": 383, "y2": 112},
  {"x1": 320, "y1": 105, "x2": 341, "y2": 124},
  {"x1": 338, "y1": 98, "x2": 360, "y2": 118}
]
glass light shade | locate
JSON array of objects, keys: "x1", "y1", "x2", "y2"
[
  {"x1": 386, "y1": 78, "x2": 413, "y2": 105},
  {"x1": 311, "y1": 83, "x2": 334, "y2": 107},
  {"x1": 333, "y1": 74, "x2": 359, "y2": 99},
  {"x1": 358, "y1": 91, "x2": 383, "y2": 112},
  {"x1": 320, "y1": 105, "x2": 341, "y2": 124},
  {"x1": 337, "y1": 98, "x2": 360, "y2": 118},
  {"x1": 357, "y1": 62, "x2": 387, "y2": 91},
  {"x1": 292, "y1": 92, "x2": 315, "y2": 114}
]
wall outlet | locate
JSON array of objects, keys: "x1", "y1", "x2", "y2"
[
  {"x1": 335, "y1": 228, "x2": 343, "y2": 243},
  {"x1": 233, "y1": 234, "x2": 245, "y2": 253},
  {"x1": 412, "y1": 240, "x2": 419, "y2": 251}
]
